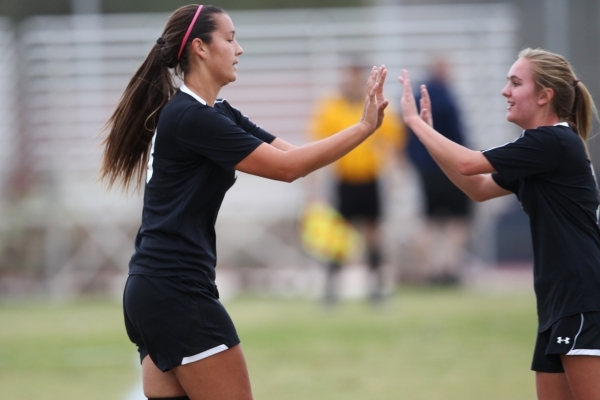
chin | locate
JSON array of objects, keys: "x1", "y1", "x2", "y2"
[
  {"x1": 220, "y1": 76, "x2": 237, "y2": 87},
  {"x1": 507, "y1": 116, "x2": 527, "y2": 130},
  {"x1": 506, "y1": 112, "x2": 517, "y2": 125}
]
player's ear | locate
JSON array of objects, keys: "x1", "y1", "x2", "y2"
[
  {"x1": 190, "y1": 38, "x2": 208, "y2": 60},
  {"x1": 537, "y1": 87, "x2": 554, "y2": 106}
]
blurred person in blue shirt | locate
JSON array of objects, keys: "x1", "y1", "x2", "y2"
[{"x1": 406, "y1": 57, "x2": 472, "y2": 285}]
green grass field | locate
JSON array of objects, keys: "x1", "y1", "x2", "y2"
[{"x1": 0, "y1": 287, "x2": 538, "y2": 400}]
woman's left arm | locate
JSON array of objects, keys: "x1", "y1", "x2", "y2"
[
  {"x1": 399, "y1": 70, "x2": 494, "y2": 176},
  {"x1": 269, "y1": 138, "x2": 297, "y2": 151}
]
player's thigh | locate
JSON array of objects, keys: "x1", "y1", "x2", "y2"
[
  {"x1": 142, "y1": 355, "x2": 186, "y2": 398},
  {"x1": 536, "y1": 372, "x2": 576, "y2": 400},
  {"x1": 533, "y1": 322, "x2": 574, "y2": 400},
  {"x1": 561, "y1": 355, "x2": 600, "y2": 400},
  {"x1": 172, "y1": 344, "x2": 252, "y2": 400}
]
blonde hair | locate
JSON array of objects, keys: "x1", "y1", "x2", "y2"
[{"x1": 518, "y1": 48, "x2": 598, "y2": 142}]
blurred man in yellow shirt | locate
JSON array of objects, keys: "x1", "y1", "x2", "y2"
[{"x1": 310, "y1": 58, "x2": 405, "y2": 304}]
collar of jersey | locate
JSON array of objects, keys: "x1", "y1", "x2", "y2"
[
  {"x1": 554, "y1": 122, "x2": 569, "y2": 127},
  {"x1": 180, "y1": 84, "x2": 208, "y2": 105}
]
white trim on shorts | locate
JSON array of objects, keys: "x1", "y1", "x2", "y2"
[
  {"x1": 181, "y1": 344, "x2": 229, "y2": 365},
  {"x1": 566, "y1": 349, "x2": 600, "y2": 356},
  {"x1": 568, "y1": 313, "x2": 585, "y2": 351},
  {"x1": 565, "y1": 314, "x2": 600, "y2": 356}
]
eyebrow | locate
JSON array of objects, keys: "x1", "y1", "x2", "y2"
[{"x1": 507, "y1": 75, "x2": 522, "y2": 81}]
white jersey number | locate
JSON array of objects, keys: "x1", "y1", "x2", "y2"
[
  {"x1": 146, "y1": 130, "x2": 157, "y2": 184},
  {"x1": 591, "y1": 164, "x2": 600, "y2": 225}
]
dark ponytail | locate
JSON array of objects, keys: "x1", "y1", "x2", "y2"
[{"x1": 100, "y1": 4, "x2": 224, "y2": 190}]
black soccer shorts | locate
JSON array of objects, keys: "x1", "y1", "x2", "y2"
[
  {"x1": 532, "y1": 312, "x2": 600, "y2": 373},
  {"x1": 123, "y1": 274, "x2": 240, "y2": 372}
]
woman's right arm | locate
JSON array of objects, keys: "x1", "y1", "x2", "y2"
[
  {"x1": 404, "y1": 70, "x2": 511, "y2": 202},
  {"x1": 235, "y1": 66, "x2": 389, "y2": 182},
  {"x1": 430, "y1": 152, "x2": 512, "y2": 202}
]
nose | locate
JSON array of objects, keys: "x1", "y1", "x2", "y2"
[
  {"x1": 501, "y1": 82, "x2": 510, "y2": 98},
  {"x1": 236, "y1": 41, "x2": 244, "y2": 56}
]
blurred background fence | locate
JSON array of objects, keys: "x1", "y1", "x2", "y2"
[
  {"x1": 0, "y1": 19, "x2": 18, "y2": 204},
  {"x1": 0, "y1": 2, "x2": 562, "y2": 300}
]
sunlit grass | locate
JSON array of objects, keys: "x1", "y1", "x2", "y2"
[
  {"x1": 0, "y1": 300, "x2": 137, "y2": 400},
  {"x1": 233, "y1": 288, "x2": 537, "y2": 400},
  {"x1": 0, "y1": 287, "x2": 538, "y2": 400}
]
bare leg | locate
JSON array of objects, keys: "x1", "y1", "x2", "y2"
[
  {"x1": 439, "y1": 218, "x2": 470, "y2": 282},
  {"x1": 173, "y1": 344, "x2": 253, "y2": 400},
  {"x1": 364, "y1": 219, "x2": 383, "y2": 301},
  {"x1": 324, "y1": 261, "x2": 341, "y2": 305},
  {"x1": 536, "y1": 372, "x2": 576, "y2": 400},
  {"x1": 142, "y1": 355, "x2": 186, "y2": 398},
  {"x1": 417, "y1": 219, "x2": 448, "y2": 283},
  {"x1": 413, "y1": 220, "x2": 436, "y2": 282},
  {"x1": 561, "y1": 355, "x2": 600, "y2": 400}
]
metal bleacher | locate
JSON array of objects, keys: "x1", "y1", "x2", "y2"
[
  {"x1": 0, "y1": 18, "x2": 17, "y2": 205},
  {"x1": 2, "y1": 4, "x2": 517, "y2": 297},
  {"x1": 0, "y1": 18, "x2": 21, "y2": 292}
]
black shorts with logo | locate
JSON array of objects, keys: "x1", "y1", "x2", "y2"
[
  {"x1": 123, "y1": 274, "x2": 240, "y2": 372},
  {"x1": 532, "y1": 312, "x2": 600, "y2": 373}
]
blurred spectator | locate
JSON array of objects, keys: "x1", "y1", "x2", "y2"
[
  {"x1": 309, "y1": 56, "x2": 405, "y2": 304},
  {"x1": 406, "y1": 57, "x2": 473, "y2": 285}
]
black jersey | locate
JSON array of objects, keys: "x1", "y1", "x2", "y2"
[
  {"x1": 129, "y1": 85, "x2": 275, "y2": 284},
  {"x1": 483, "y1": 123, "x2": 600, "y2": 331}
]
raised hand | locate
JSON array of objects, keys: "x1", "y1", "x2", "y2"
[
  {"x1": 398, "y1": 69, "x2": 420, "y2": 127},
  {"x1": 419, "y1": 84, "x2": 433, "y2": 128},
  {"x1": 360, "y1": 65, "x2": 389, "y2": 132}
]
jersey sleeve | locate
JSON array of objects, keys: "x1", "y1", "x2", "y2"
[
  {"x1": 220, "y1": 100, "x2": 276, "y2": 144},
  {"x1": 176, "y1": 105, "x2": 267, "y2": 171},
  {"x1": 491, "y1": 173, "x2": 520, "y2": 193},
  {"x1": 482, "y1": 127, "x2": 561, "y2": 182}
]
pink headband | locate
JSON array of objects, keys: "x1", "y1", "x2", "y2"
[{"x1": 177, "y1": 5, "x2": 204, "y2": 61}]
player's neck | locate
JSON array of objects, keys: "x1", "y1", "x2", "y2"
[
  {"x1": 519, "y1": 109, "x2": 560, "y2": 130},
  {"x1": 184, "y1": 72, "x2": 220, "y2": 107}
]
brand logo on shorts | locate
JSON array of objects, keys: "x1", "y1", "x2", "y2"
[{"x1": 557, "y1": 337, "x2": 570, "y2": 344}]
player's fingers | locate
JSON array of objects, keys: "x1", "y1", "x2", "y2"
[
  {"x1": 376, "y1": 65, "x2": 386, "y2": 82},
  {"x1": 380, "y1": 98, "x2": 389, "y2": 111},
  {"x1": 376, "y1": 66, "x2": 387, "y2": 98},
  {"x1": 368, "y1": 79, "x2": 379, "y2": 98},
  {"x1": 421, "y1": 84, "x2": 431, "y2": 108},
  {"x1": 366, "y1": 66, "x2": 377, "y2": 93},
  {"x1": 371, "y1": 67, "x2": 383, "y2": 98},
  {"x1": 401, "y1": 69, "x2": 413, "y2": 96}
]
